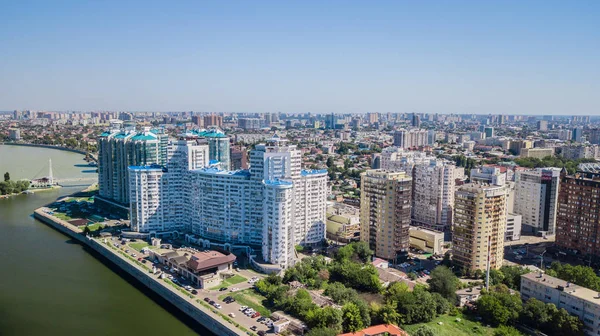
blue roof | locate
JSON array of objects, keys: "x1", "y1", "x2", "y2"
[
  {"x1": 209, "y1": 159, "x2": 220, "y2": 165},
  {"x1": 130, "y1": 133, "x2": 158, "y2": 141},
  {"x1": 192, "y1": 167, "x2": 251, "y2": 177},
  {"x1": 190, "y1": 129, "x2": 228, "y2": 138},
  {"x1": 301, "y1": 169, "x2": 328, "y2": 176},
  {"x1": 264, "y1": 179, "x2": 293, "y2": 186},
  {"x1": 128, "y1": 164, "x2": 166, "y2": 171},
  {"x1": 100, "y1": 131, "x2": 112, "y2": 137}
]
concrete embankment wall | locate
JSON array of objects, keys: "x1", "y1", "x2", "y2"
[{"x1": 33, "y1": 209, "x2": 245, "y2": 336}]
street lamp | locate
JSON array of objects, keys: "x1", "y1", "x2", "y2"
[{"x1": 540, "y1": 250, "x2": 547, "y2": 270}]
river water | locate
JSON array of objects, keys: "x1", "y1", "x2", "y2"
[{"x1": 0, "y1": 145, "x2": 203, "y2": 336}]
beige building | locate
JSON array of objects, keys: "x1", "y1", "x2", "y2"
[
  {"x1": 520, "y1": 147, "x2": 554, "y2": 159},
  {"x1": 360, "y1": 170, "x2": 412, "y2": 260},
  {"x1": 326, "y1": 202, "x2": 360, "y2": 243},
  {"x1": 452, "y1": 183, "x2": 507, "y2": 273},
  {"x1": 409, "y1": 227, "x2": 444, "y2": 254},
  {"x1": 521, "y1": 272, "x2": 600, "y2": 336}
]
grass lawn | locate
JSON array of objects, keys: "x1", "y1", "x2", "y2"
[
  {"x1": 129, "y1": 242, "x2": 150, "y2": 252},
  {"x1": 210, "y1": 275, "x2": 247, "y2": 289},
  {"x1": 402, "y1": 313, "x2": 495, "y2": 336},
  {"x1": 54, "y1": 212, "x2": 73, "y2": 221},
  {"x1": 219, "y1": 289, "x2": 272, "y2": 318}
]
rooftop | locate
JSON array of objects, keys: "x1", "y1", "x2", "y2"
[
  {"x1": 338, "y1": 324, "x2": 409, "y2": 336},
  {"x1": 522, "y1": 272, "x2": 600, "y2": 302},
  {"x1": 128, "y1": 164, "x2": 166, "y2": 172},
  {"x1": 301, "y1": 169, "x2": 328, "y2": 176},
  {"x1": 191, "y1": 167, "x2": 251, "y2": 177},
  {"x1": 187, "y1": 250, "x2": 236, "y2": 272},
  {"x1": 264, "y1": 179, "x2": 293, "y2": 187}
]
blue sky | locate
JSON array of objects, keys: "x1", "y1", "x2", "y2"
[{"x1": 0, "y1": 0, "x2": 598, "y2": 114}]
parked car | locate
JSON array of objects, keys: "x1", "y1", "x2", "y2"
[
  {"x1": 239, "y1": 306, "x2": 248, "y2": 311},
  {"x1": 214, "y1": 303, "x2": 222, "y2": 309},
  {"x1": 204, "y1": 297, "x2": 211, "y2": 303},
  {"x1": 228, "y1": 313, "x2": 236, "y2": 318},
  {"x1": 219, "y1": 287, "x2": 228, "y2": 291}
]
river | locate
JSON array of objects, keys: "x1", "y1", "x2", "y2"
[{"x1": 0, "y1": 145, "x2": 203, "y2": 336}]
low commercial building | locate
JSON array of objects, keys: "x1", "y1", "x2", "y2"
[
  {"x1": 505, "y1": 213, "x2": 522, "y2": 241},
  {"x1": 521, "y1": 272, "x2": 600, "y2": 336},
  {"x1": 150, "y1": 248, "x2": 236, "y2": 289},
  {"x1": 326, "y1": 202, "x2": 360, "y2": 243},
  {"x1": 409, "y1": 227, "x2": 444, "y2": 254}
]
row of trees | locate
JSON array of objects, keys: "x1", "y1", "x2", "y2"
[
  {"x1": 477, "y1": 285, "x2": 584, "y2": 336},
  {"x1": 545, "y1": 261, "x2": 600, "y2": 291},
  {"x1": 513, "y1": 156, "x2": 595, "y2": 174},
  {"x1": 0, "y1": 172, "x2": 30, "y2": 195}
]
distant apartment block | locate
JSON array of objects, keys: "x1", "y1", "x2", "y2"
[{"x1": 393, "y1": 129, "x2": 430, "y2": 149}]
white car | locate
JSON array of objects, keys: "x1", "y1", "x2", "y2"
[
  {"x1": 214, "y1": 304, "x2": 222, "y2": 309},
  {"x1": 239, "y1": 306, "x2": 248, "y2": 311}
]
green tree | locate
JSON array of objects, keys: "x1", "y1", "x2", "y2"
[
  {"x1": 476, "y1": 287, "x2": 522, "y2": 326},
  {"x1": 413, "y1": 325, "x2": 435, "y2": 336},
  {"x1": 324, "y1": 282, "x2": 359, "y2": 304},
  {"x1": 341, "y1": 302, "x2": 364, "y2": 333},
  {"x1": 352, "y1": 241, "x2": 373, "y2": 262},
  {"x1": 499, "y1": 266, "x2": 530, "y2": 290},
  {"x1": 395, "y1": 286, "x2": 439, "y2": 324},
  {"x1": 428, "y1": 266, "x2": 459, "y2": 303},
  {"x1": 305, "y1": 327, "x2": 337, "y2": 336},
  {"x1": 370, "y1": 302, "x2": 401, "y2": 325},
  {"x1": 4, "y1": 172, "x2": 9, "y2": 182},
  {"x1": 489, "y1": 269, "x2": 505, "y2": 286},
  {"x1": 384, "y1": 281, "x2": 409, "y2": 304},
  {"x1": 305, "y1": 306, "x2": 343, "y2": 331},
  {"x1": 326, "y1": 157, "x2": 335, "y2": 168},
  {"x1": 493, "y1": 325, "x2": 522, "y2": 336},
  {"x1": 546, "y1": 262, "x2": 600, "y2": 291},
  {"x1": 551, "y1": 308, "x2": 584, "y2": 336},
  {"x1": 521, "y1": 298, "x2": 554, "y2": 330}
]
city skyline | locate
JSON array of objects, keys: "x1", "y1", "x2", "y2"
[{"x1": 1, "y1": 1, "x2": 599, "y2": 114}]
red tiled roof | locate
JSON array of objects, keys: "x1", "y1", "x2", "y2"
[{"x1": 338, "y1": 324, "x2": 409, "y2": 336}]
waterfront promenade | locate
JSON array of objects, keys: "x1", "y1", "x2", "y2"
[{"x1": 33, "y1": 207, "x2": 250, "y2": 336}]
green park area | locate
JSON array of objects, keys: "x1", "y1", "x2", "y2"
[
  {"x1": 77, "y1": 223, "x2": 103, "y2": 232},
  {"x1": 402, "y1": 313, "x2": 494, "y2": 336},
  {"x1": 219, "y1": 289, "x2": 272, "y2": 318},
  {"x1": 129, "y1": 241, "x2": 151, "y2": 252},
  {"x1": 211, "y1": 274, "x2": 247, "y2": 289}
]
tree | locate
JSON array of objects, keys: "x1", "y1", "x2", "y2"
[
  {"x1": 428, "y1": 266, "x2": 459, "y2": 303},
  {"x1": 83, "y1": 226, "x2": 91, "y2": 235},
  {"x1": 493, "y1": 325, "x2": 522, "y2": 336},
  {"x1": 384, "y1": 281, "x2": 409, "y2": 304},
  {"x1": 499, "y1": 266, "x2": 530, "y2": 290},
  {"x1": 305, "y1": 306, "x2": 342, "y2": 331},
  {"x1": 546, "y1": 262, "x2": 600, "y2": 291},
  {"x1": 551, "y1": 308, "x2": 584, "y2": 336},
  {"x1": 489, "y1": 269, "x2": 505, "y2": 286},
  {"x1": 476, "y1": 287, "x2": 522, "y2": 326},
  {"x1": 413, "y1": 325, "x2": 435, "y2": 336},
  {"x1": 352, "y1": 241, "x2": 373, "y2": 263},
  {"x1": 521, "y1": 298, "x2": 553, "y2": 330},
  {"x1": 341, "y1": 302, "x2": 364, "y2": 333},
  {"x1": 4, "y1": 172, "x2": 9, "y2": 182},
  {"x1": 326, "y1": 157, "x2": 335, "y2": 168},
  {"x1": 370, "y1": 302, "x2": 401, "y2": 325},
  {"x1": 324, "y1": 282, "x2": 359, "y2": 304},
  {"x1": 305, "y1": 328, "x2": 337, "y2": 336},
  {"x1": 395, "y1": 286, "x2": 439, "y2": 324}
]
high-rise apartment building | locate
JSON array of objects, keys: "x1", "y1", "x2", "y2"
[
  {"x1": 203, "y1": 114, "x2": 223, "y2": 128},
  {"x1": 98, "y1": 124, "x2": 168, "y2": 204},
  {"x1": 556, "y1": 169, "x2": 600, "y2": 257},
  {"x1": 470, "y1": 166, "x2": 506, "y2": 186},
  {"x1": 589, "y1": 129, "x2": 600, "y2": 145},
  {"x1": 128, "y1": 134, "x2": 328, "y2": 270},
  {"x1": 452, "y1": 183, "x2": 507, "y2": 273},
  {"x1": 360, "y1": 170, "x2": 412, "y2": 260},
  {"x1": 412, "y1": 161, "x2": 456, "y2": 232},
  {"x1": 230, "y1": 146, "x2": 248, "y2": 170},
  {"x1": 238, "y1": 118, "x2": 262, "y2": 130},
  {"x1": 393, "y1": 129, "x2": 430, "y2": 149},
  {"x1": 513, "y1": 168, "x2": 560, "y2": 235},
  {"x1": 537, "y1": 120, "x2": 549, "y2": 131}
]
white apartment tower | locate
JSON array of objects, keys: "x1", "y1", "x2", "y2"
[{"x1": 412, "y1": 160, "x2": 456, "y2": 232}]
